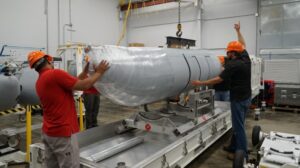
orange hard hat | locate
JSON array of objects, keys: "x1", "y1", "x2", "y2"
[
  {"x1": 226, "y1": 41, "x2": 244, "y2": 53},
  {"x1": 217, "y1": 55, "x2": 225, "y2": 65},
  {"x1": 27, "y1": 51, "x2": 53, "y2": 68}
]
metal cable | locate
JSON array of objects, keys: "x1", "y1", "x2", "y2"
[
  {"x1": 176, "y1": 0, "x2": 182, "y2": 37},
  {"x1": 178, "y1": 0, "x2": 181, "y2": 24}
]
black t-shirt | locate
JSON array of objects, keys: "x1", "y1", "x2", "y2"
[
  {"x1": 219, "y1": 50, "x2": 251, "y2": 101},
  {"x1": 213, "y1": 79, "x2": 230, "y2": 91},
  {"x1": 214, "y1": 58, "x2": 230, "y2": 91}
]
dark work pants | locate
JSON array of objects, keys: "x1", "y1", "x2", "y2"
[
  {"x1": 228, "y1": 97, "x2": 251, "y2": 159},
  {"x1": 82, "y1": 93, "x2": 100, "y2": 129}
]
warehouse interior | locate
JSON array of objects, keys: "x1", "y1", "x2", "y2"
[{"x1": 0, "y1": 0, "x2": 300, "y2": 168}]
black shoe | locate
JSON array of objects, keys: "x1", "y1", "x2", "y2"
[
  {"x1": 226, "y1": 153, "x2": 235, "y2": 160},
  {"x1": 91, "y1": 124, "x2": 98, "y2": 128},
  {"x1": 223, "y1": 146, "x2": 235, "y2": 153}
]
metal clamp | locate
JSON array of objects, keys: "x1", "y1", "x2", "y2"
[
  {"x1": 211, "y1": 123, "x2": 217, "y2": 136},
  {"x1": 116, "y1": 162, "x2": 127, "y2": 168},
  {"x1": 182, "y1": 141, "x2": 188, "y2": 156},
  {"x1": 198, "y1": 132, "x2": 203, "y2": 145},
  {"x1": 161, "y1": 155, "x2": 170, "y2": 168},
  {"x1": 222, "y1": 118, "x2": 227, "y2": 130},
  {"x1": 37, "y1": 148, "x2": 45, "y2": 164}
]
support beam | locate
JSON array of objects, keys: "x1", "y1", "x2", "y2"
[{"x1": 120, "y1": 0, "x2": 176, "y2": 11}]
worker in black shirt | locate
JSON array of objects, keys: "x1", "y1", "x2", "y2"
[
  {"x1": 214, "y1": 56, "x2": 230, "y2": 101},
  {"x1": 191, "y1": 22, "x2": 251, "y2": 160}
]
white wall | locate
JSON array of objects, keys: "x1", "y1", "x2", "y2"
[
  {"x1": 67, "y1": 0, "x2": 121, "y2": 46},
  {"x1": 127, "y1": 3, "x2": 201, "y2": 47},
  {"x1": 0, "y1": 0, "x2": 258, "y2": 56},
  {"x1": 0, "y1": 0, "x2": 122, "y2": 56},
  {"x1": 0, "y1": 0, "x2": 46, "y2": 49},
  {"x1": 202, "y1": 0, "x2": 258, "y2": 55},
  {"x1": 127, "y1": 0, "x2": 258, "y2": 55}
]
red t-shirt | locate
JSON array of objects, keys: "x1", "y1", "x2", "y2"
[
  {"x1": 36, "y1": 68, "x2": 79, "y2": 137},
  {"x1": 83, "y1": 87, "x2": 99, "y2": 94},
  {"x1": 81, "y1": 74, "x2": 99, "y2": 94}
]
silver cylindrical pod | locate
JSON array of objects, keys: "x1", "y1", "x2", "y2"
[
  {"x1": 0, "y1": 74, "x2": 20, "y2": 111},
  {"x1": 18, "y1": 67, "x2": 40, "y2": 105},
  {"x1": 89, "y1": 46, "x2": 221, "y2": 106}
]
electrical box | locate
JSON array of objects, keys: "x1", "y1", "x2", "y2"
[{"x1": 274, "y1": 83, "x2": 300, "y2": 106}]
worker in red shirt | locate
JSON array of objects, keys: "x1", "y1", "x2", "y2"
[
  {"x1": 27, "y1": 50, "x2": 109, "y2": 168},
  {"x1": 78, "y1": 47, "x2": 100, "y2": 129}
]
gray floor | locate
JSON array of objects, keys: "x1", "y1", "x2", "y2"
[{"x1": 0, "y1": 97, "x2": 300, "y2": 168}]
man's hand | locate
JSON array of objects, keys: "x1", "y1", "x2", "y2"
[
  {"x1": 83, "y1": 62, "x2": 90, "y2": 74},
  {"x1": 95, "y1": 60, "x2": 109, "y2": 74},
  {"x1": 84, "y1": 55, "x2": 90, "y2": 62},
  {"x1": 234, "y1": 21, "x2": 246, "y2": 48},
  {"x1": 191, "y1": 80, "x2": 203, "y2": 86},
  {"x1": 73, "y1": 60, "x2": 110, "y2": 91},
  {"x1": 191, "y1": 77, "x2": 223, "y2": 86},
  {"x1": 234, "y1": 21, "x2": 240, "y2": 32}
]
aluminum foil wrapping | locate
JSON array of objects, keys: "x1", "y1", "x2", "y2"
[{"x1": 88, "y1": 45, "x2": 221, "y2": 106}]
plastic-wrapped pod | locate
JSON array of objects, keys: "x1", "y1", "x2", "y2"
[
  {"x1": 18, "y1": 67, "x2": 40, "y2": 105},
  {"x1": 89, "y1": 45, "x2": 221, "y2": 106},
  {"x1": 0, "y1": 74, "x2": 20, "y2": 111}
]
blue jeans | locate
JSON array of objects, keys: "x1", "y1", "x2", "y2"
[
  {"x1": 228, "y1": 97, "x2": 251, "y2": 159},
  {"x1": 215, "y1": 91, "x2": 230, "y2": 101}
]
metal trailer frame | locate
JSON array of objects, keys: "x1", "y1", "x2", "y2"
[
  {"x1": 30, "y1": 110, "x2": 231, "y2": 168},
  {"x1": 252, "y1": 127, "x2": 300, "y2": 168},
  {"x1": 124, "y1": 111, "x2": 231, "y2": 168},
  {"x1": 30, "y1": 90, "x2": 232, "y2": 168},
  {"x1": 79, "y1": 90, "x2": 232, "y2": 168},
  {"x1": 0, "y1": 151, "x2": 26, "y2": 167}
]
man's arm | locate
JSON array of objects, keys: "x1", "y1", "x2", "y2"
[
  {"x1": 191, "y1": 76, "x2": 223, "y2": 86},
  {"x1": 77, "y1": 62, "x2": 89, "y2": 80},
  {"x1": 235, "y1": 21, "x2": 246, "y2": 48},
  {"x1": 73, "y1": 60, "x2": 109, "y2": 91}
]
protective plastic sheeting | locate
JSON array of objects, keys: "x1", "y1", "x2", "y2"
[{"x1": 88, "y1": 46, "x2": 221, "y2": 106}]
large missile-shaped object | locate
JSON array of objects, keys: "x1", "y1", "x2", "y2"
[
  {"x1": 0, "y1": 74, "x2": 20, "y2": 111},
  {"x1": 18, "y1": 67, "x2": 40, "y2": 105},
  {"x1": 0, "y1": 67, "x2": 39, "y2": 111},
  {"x1": 89, "y1": 46, "x2": 221, "y2": 106}
]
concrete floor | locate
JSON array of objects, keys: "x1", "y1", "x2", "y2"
[{"x1": 0, "y1": 97, "x2": 300, "y2": 168}]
